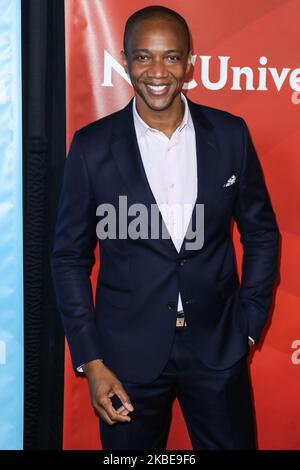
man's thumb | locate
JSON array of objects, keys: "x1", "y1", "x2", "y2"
[{"x1": 114, "y1": 385, "x2": 134, "y2": 412}]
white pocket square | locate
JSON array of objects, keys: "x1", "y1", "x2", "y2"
[{"x1": 223, "y1": 174, "x2": 236, "y2": 188}]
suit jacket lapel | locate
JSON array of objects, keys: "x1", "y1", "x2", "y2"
[
  {"x1": 111, "y1": 99, "x2": 175, "y2": 254},
  {"x1": 111, "y1": 100, "x2": 152, "y2": 211}
]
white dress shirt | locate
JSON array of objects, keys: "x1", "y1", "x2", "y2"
[{"x1": 133, "y1": 93, "x2": 197, "y2": 312}]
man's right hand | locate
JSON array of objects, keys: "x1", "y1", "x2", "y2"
[{"x1": 82, "y1": 359, "x2": 134, "y2": 425}]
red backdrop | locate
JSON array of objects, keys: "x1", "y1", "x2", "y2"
[{"x1": 64, "y1": 0, "x2": 300, "y2": 450}]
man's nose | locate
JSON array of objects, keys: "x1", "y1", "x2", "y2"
[{"x1": 147, "y1": 58, "x2": 168, "y2": 78}]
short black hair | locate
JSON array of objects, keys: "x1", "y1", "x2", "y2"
[{"x1": 123, "y1": 5, "x2": 191, "y2": 54}]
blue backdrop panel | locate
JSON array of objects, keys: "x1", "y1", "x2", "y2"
[{"x1": 0, "y1": 0, "x2": 23, "y2": 450}]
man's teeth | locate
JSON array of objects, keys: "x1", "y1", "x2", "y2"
[{"x1": 147, "y1": 85, "x2": 168, "y2": 91}]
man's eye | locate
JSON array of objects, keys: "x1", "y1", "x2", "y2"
[
  {"x1": 136, "y1": 55, "x2": 150, "y2": 61},
  {"x1": 166, "y1": 56, "x2": 180, "y2": 62}
]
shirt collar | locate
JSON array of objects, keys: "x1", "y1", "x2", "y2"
[{"x1": 133, "y1": 92, "x2": 193, "y2": 140}]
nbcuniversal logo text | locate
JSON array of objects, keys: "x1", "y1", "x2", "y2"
[{"x1": 101, "y1": 51, "x2": 300, "y2": 97}]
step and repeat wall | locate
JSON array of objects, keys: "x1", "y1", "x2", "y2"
[{"x1": 64, "y1": 0, "x2": 300, "y2": 450}]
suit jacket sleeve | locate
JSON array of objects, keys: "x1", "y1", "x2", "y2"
[
  {"x1": 50, "y1": 131, "x2": 102, "y2": 371},
  {"x1": 234, "y1": 118, "x2": 280, "y2": 343}
]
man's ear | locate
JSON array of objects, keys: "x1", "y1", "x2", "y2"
[
  {"x1": 121, "y1": 50, "x2": 129, "y2": 75},
  {"x1": 186, "y1": 51, "x2": 192, "y2": 74}
]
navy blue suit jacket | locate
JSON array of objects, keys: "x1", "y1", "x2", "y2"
[{"x1": 50, "y1": 98, "x2": 279, "y2": 383}]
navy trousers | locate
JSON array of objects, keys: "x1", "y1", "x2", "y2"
[{"x1": 99, "y1": 326, "x2": 256, "y2": 450}]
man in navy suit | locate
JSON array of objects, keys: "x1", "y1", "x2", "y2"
[{"x1": 51, "y1": 6, "x2": 279, "y2": 449}]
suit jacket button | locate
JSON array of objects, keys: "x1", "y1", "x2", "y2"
[{"x1": 176, "y1": 258, "x2": 186, "y2": 267}]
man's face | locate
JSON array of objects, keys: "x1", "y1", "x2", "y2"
[{"x1": 122, "y1": 18, "x2": 192, "y2": 112}]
